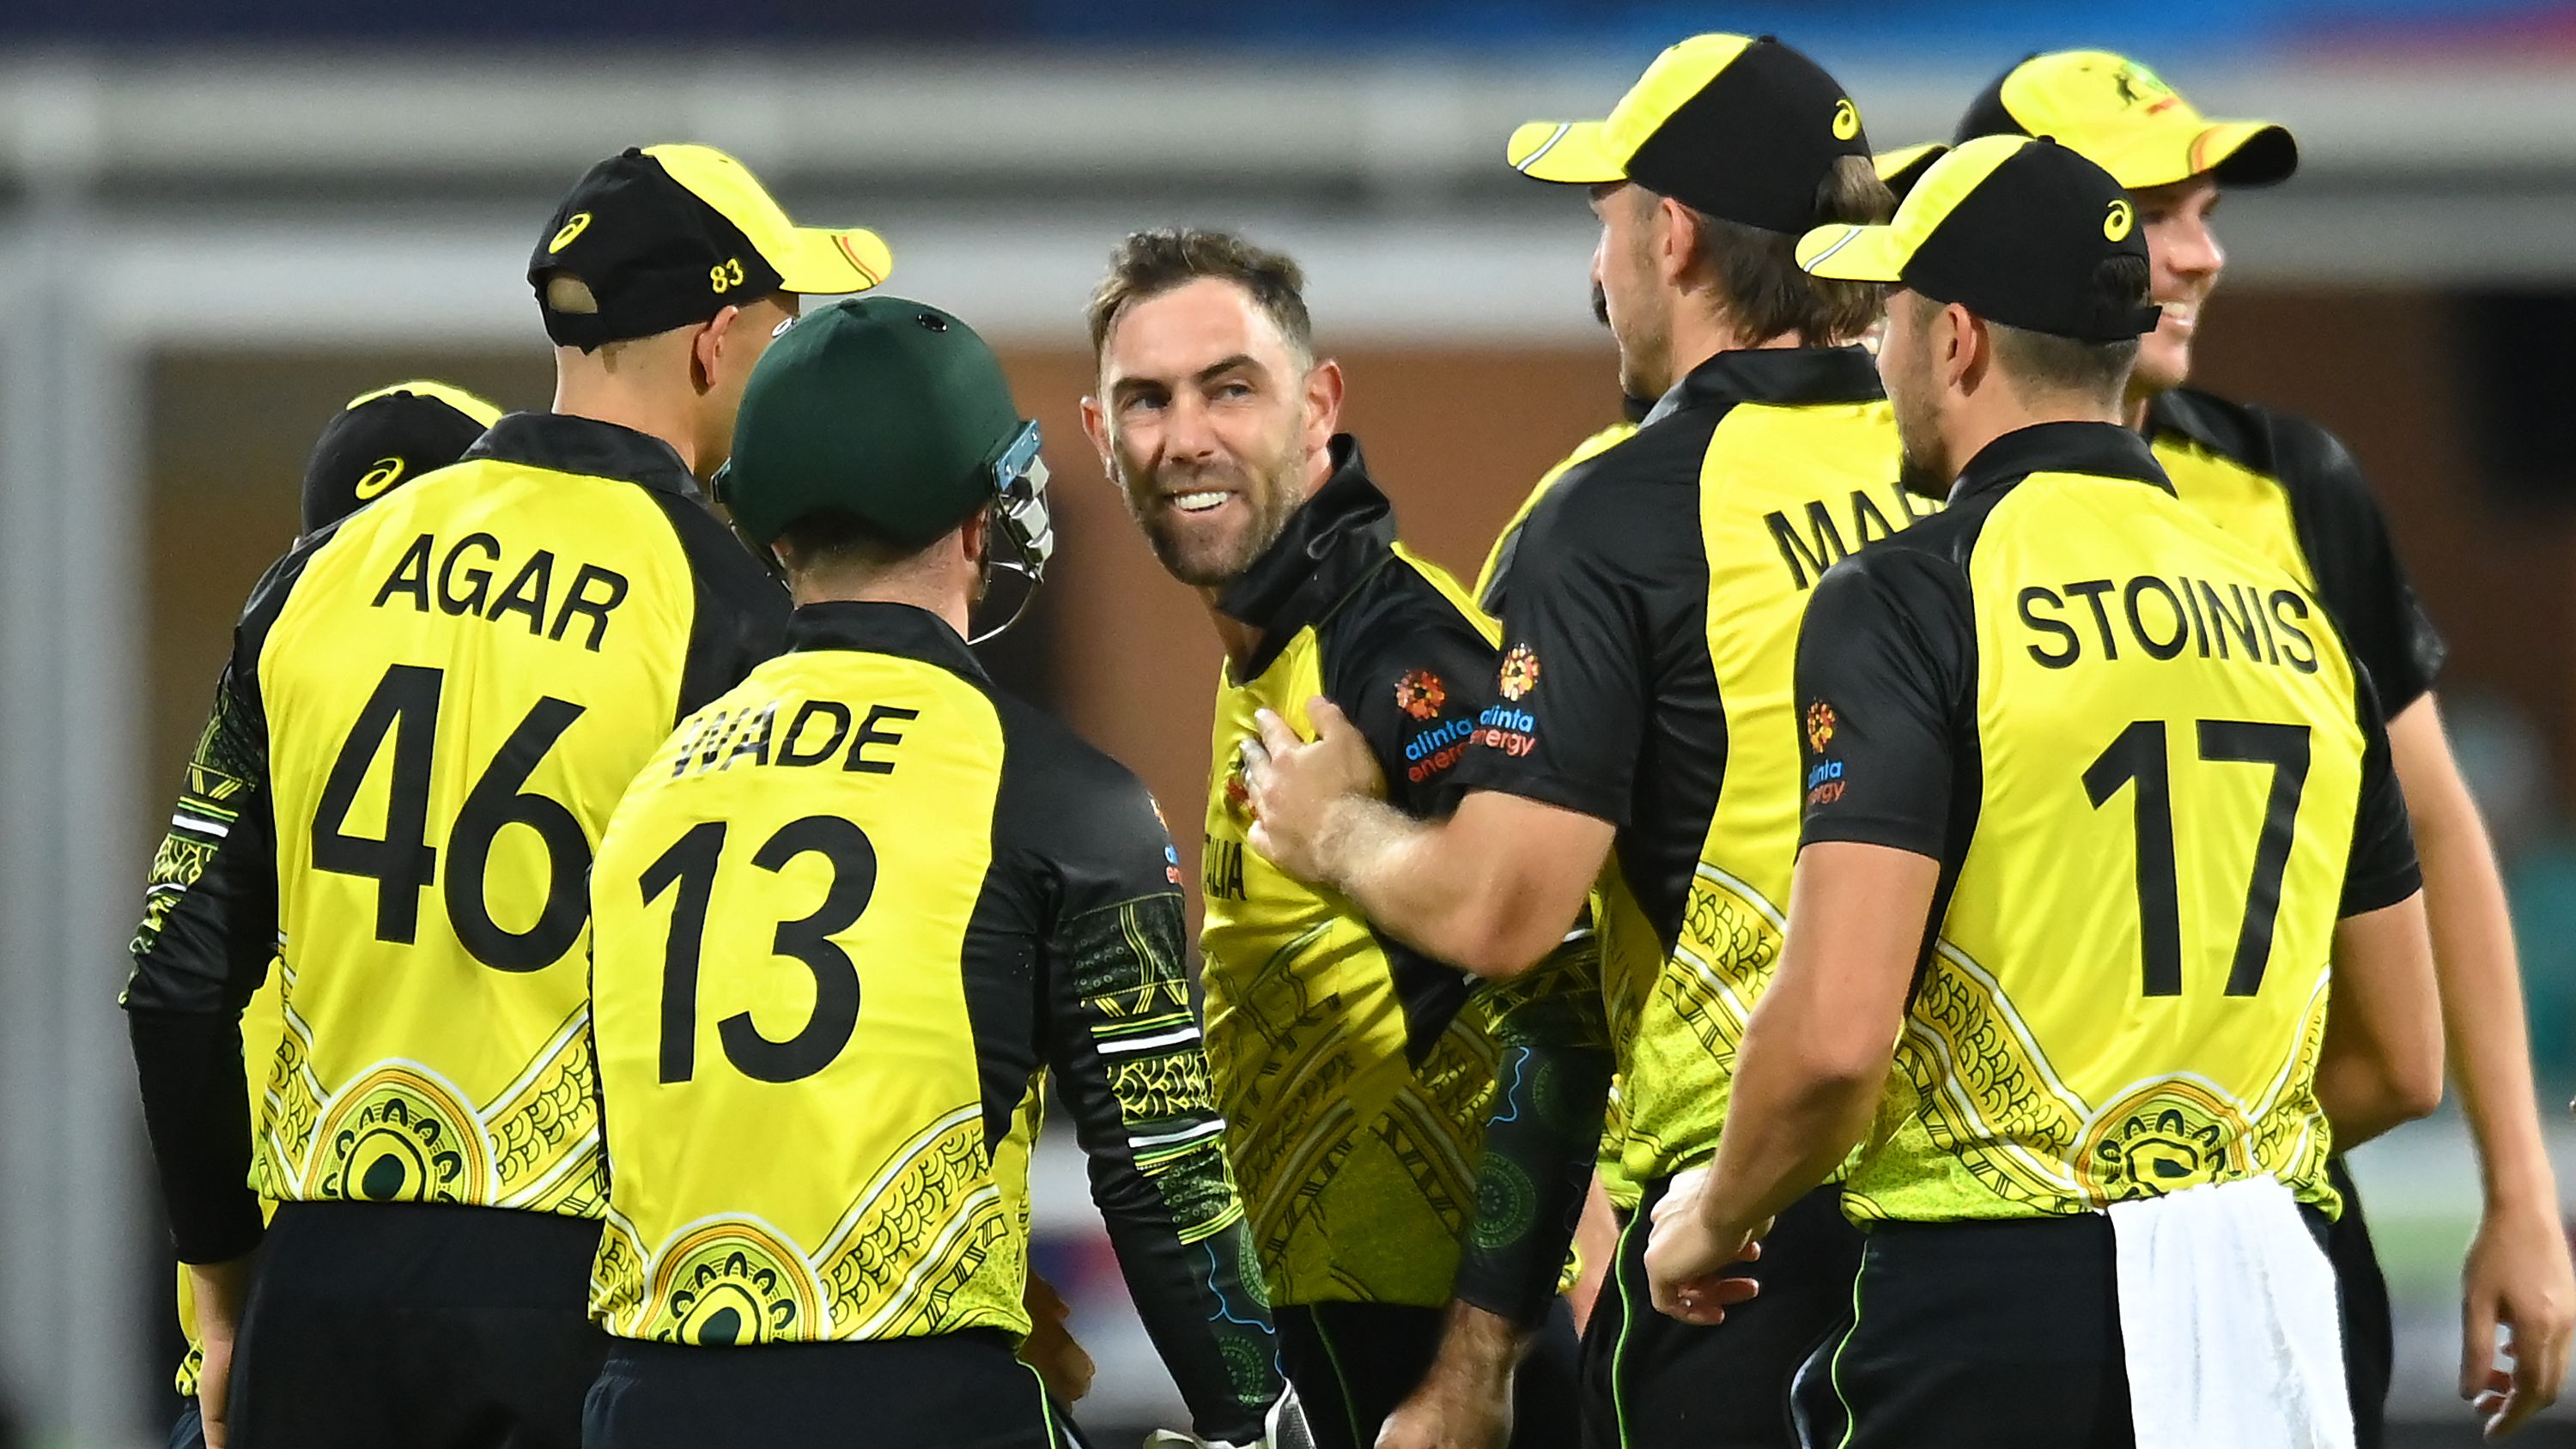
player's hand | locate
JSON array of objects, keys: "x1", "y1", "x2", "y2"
[
  {"x1": 1643, "y1": 1168, "x2": 1765, "y2": 1325},
  {"x1": 1244, "y1": 700, "x2": 1384, "y2": 885},
  {"x1": 1018, "y1": 1270, "x2": 1096, "y2": 1404},
  {"x1": 1375, "y1": 1373, "x2": 1510, "y2": 1449},
  {"x1": 188, "y1": 1254, "x2": 257, "y2": 1449},
  {"x1": 2461, "y1": 1197, "x2": 2573, "y2": 1439}
]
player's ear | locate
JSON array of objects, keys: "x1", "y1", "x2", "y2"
[
  {"x1": 1939, "y1": 303, "x2": 1980, "y2": 392},
  {"x1": 1302, "y1": 358, "x2": 1345, "y2": 453},
  {"x1": 690, "y1": 305, "x2": 745, "y2": 395},
  {"x1": 1654, "y1": 195, "x2": 1700, "y2": 288},
  {"x1": 1078, "y1": 394, "x2": 1115, "y2": 478}
]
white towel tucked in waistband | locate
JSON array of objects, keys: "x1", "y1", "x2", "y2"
[{"x1": 2107, "y1": 1174, "x2": 2354, "y2": 1449}]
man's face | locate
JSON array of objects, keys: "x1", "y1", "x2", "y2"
[
  {"x1": 2132, "y1": 175, "x2": 2224, "y2": 397},
  {"x1": 1879, "y1": 289, "x2": 1953, "y2": 496},
  {"x1": 1590, "y1": 183, "x2": 1675, "y2": 403},
  {"x1": 696, "y1": 291, "x2": 800, "y2": 480},
  {"x1": 1091, "y1": 277, "x2": 1322, "y2": 589}
]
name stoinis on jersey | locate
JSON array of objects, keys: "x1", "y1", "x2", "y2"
[
  {"x1": 2017, "y1": 572, "x2": 2321, "y2": 673},
  {"x1": 371, "y1": 530, "x2": 632, "y2": 651},
  {"x1": 665, "y1": 695, "x2": 919, "y2": 777}
]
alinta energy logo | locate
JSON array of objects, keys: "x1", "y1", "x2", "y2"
[
  {"x1": 1394, "y1": 669, "x2": 1447, "y2": 721},
  {"x1": 1804, "y1": 700, "x2": 1837, "y2": 753},
  {"x1": 1498, "y1": 643, "x2": 1541, "y2": 701}
]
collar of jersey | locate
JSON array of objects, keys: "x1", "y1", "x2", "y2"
[
  {"x1": 1215, "y1": 433, "x2": 1399, "y2": 684},
  {"x1": 1642, "y1": 343, "x2": 1883, "y2": 427},
  {"x1": 785, "y1": 599, "x2": 988, "y2": 683},
  {"x1": 1950, "y1": 419, "x2": 2175, "y2": 503},
  {"x1": 2139, "y1": 385, "x2": 2240, "y2": 461},
  {"x1": 464, "y1": 411, "x2": 703, "y2": 497}
]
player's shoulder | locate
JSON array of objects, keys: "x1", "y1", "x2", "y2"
[
  {"x1": 1520, "y1": 405, "x2": 1722, "y2": 552},
  {"x1": 991, "y1": 688, "x2": 1162, "y2": 825},
  {"x1": 987, "y1": 688, "x2": 1181, "y2": 900},
  {"x1": 1321, "y1": 549, "x2": 1497, "y2": 674},
  {"x1": 2153, "y1": 385, "x2": 2366, "y2": 502}
]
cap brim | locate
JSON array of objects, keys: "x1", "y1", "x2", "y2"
[
  {"x1": 771, "y1": 226, "x2": 895, "y2": 295},
  {"x1": 1795, "y1": 221, "x2": 1908, "y2": 283},
  {"x1": 1873, "y1": 142, "x2": 1947, "y2": 199},
  {"x1": 2093, "y1": 119, "x2": 2297, "y2": 191},
  {"x1": 1506, "y1": 119, "x2": 1629, "y2": 184}
]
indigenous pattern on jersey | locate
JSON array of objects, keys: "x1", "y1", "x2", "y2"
[
  {"x1": 1451, "y1": 348, "x2": 1929, "y2": 1198},
  {"x1": 2148, "y1": 387, "x2": 2447, "y2": 714},
  {"x1": 1795, "y1": 422, "x2": 2421, "y2": 1224},
  {"x1": 586, "y1": 603, "x2": 1276, "y2": 1438},
  {"x1": 1200, "y1": 439, "x2": 1607, "y2": 1312},
  {"x1": 125, "y1": 414, "x2": 787, "y2": 1264}
]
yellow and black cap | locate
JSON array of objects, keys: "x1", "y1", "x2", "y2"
[
  {"x1": 301, "y1": 379, "x2": 501, "y2": 533},
  {"x1": 1955, "y1": 51, "x2": 2296, "y2": 191},
  {"x1": 1798, "y1": 135, "x2": 2162, "y2": 343},
  {"x1": 530, "y1": 143, "x2": 893, "y2": 352},
  {"x1": 1872, "y1": 142, "x2": 1947, "y2": 200},
  {"x1": 1508, "y1": 33, "x2": 1873, "y2": 234},
  {"x1": 715, "y1": 295, "x2": 1051, "y2": 570}
]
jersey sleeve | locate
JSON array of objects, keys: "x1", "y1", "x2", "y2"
[
  {"x1": 2339, "y1": 674, "x2": 2425, "y2": 917},
  {"x1": 1324, "y1": 579, "x2": 1503, "y2": 820},
  {"x1": 2277, "y1": 418, "x2": 2447, "y2": 716},
  {"x1": 1448, "y1": 930, "x2": 1613, "y2": 1328},
  {"x1": 1029, "y1": 763, "x2": 1279, "y2": 1441},
  {"x1": 1795, "y1": 546, "x2": 1977, "y2": 858},
  {"x1": 121, "y1": 547, "x2": 312, "y2": 1264},
  {"x1": 1449, "y1": 492, "x2": 1651, "y2": 825},
  {"x1": 654, "y1": 491, "x2": 794, "y2": 719}
]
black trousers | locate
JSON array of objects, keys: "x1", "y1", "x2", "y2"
[
  {"x1": 2324, "y1": 1156, "x2": 2393, "y2": 1449},
  {"x1": 1273, "y1": 1297, "x2": 1582, "y2": 1449},
  {"x1": 584, "y1": 1331, "x2": 1068, "y2": 1449},
  {"x1": 1577, "y1": 1179, "x2": 1863, "y2": 1449},
  {"x1": 227, "y1": 1201, "x2": 608, "y2": 1449}
]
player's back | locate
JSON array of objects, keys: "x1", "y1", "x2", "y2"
[
  {"x1": 1832, "y1": 436, "x2": 2377, "y2": 1224},
  {"x1": 249, "y1": 414, "x2": 784, "y2": 1216}
]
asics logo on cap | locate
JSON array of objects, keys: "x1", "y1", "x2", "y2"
[
  {"x1": 355, "y1": 457, "x2": 406, "y2": 500},
  {"x1": 1832, "y1": 99, "x2": 1861, "y2": 141},
  {"x1": 2104, "y1": 199, "x2": 2135, "y2": 240},
  {"x1": 548, "y1": 213, "x2": 592, "y2": 253}
]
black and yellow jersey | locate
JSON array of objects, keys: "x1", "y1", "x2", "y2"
[
  {"x1": 1452, "y1": 347, "x2": 1927, "y2": 1203},
  {"x1": 1200, "y1": 439, "x2": 1609, "y2": 1313},
  {"x1": 124, "y1": 413, "x2": 789, "y2": 1265},
  {"x1": 1474, "y1": 419, "x2": 1640, "y2": 612},
  {"x1": 2148, "y1": 387, "x2": 2447, "y2": 716},
  {"x1": 585, "y1": 602, "x2": 1277, "y2": 1439},
  {"x1": 1795, "y1": 421, "x2": 2421, "y2": 1224}
]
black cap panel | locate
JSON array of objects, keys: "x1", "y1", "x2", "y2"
[
  {"x1": 301, "y1": 390, "x2": 494, "y2": 533},
  {"x1": 1903, "y1": 141, "x2": 2158, "y2": 343},
  {"x1": 1624, "y1": 39, "x2": 1872, "y2": 234},
  {"x1": 529, "y1": 149, "x2": 787, "y2": 351}
]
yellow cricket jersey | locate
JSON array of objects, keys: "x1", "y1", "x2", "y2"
[
  {"x1": 1451, "y1": 348, "x2": 1931, "y2": 1200},
  {"x1": 582, "y1": 602, "x2": 1278, "y2": 1435},
  {"x1": 1199, "y1": 439, "x2": 1607, "y2": 1311},
  {"x1": 2148, "y1": 387, "x2": 2447, "y2": 718},
  {"x1": 1793, "y1": 422, "x2": 2422, "y2": 1223},
  {"x1": 125, "y1": 413, "x2": 788, "y2": 1266}
]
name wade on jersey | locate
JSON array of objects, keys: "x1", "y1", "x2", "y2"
[
  {"x1": 665, "y1": 698, "x2": 919, "y2": 778},
  {"x1": 371, "y1": 530, "x2": 631, "y2": 651},
  {"x1": 2019, "y1": 573, "x2": 2322, "y2": 673}
]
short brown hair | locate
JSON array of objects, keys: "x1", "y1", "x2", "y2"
[
  {"x1": 1672, "y1": 155, "x2": 1894, "y2": 345},
  {"x1": 1086, "y1": 227, "x2": 1315, "y2": 361},
  {"x1": 1979, "y1": 253, "x2": 2152, "y2": 403}
]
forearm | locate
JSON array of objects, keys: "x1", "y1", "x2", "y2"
[
  {"x1": 128, "y1": 1008, "x2": 264, "y2": 1263},
  {"x1": 1451, "y1": 1038, "x2": 1612, "y2": 1326},
  {"x1": 2316, "y1": 1054, "x2": 2428, "y2": 1151},
  {"x1": 1411, "y1": 1300, "x2": 1527, "y2": 1407},
  {"x1": 1695, "y1": 1000, "x2": 1886, "y2": 1232},
  {"x1": 2413, "y1": 773, "x2": 2554, "y2": 1203}
]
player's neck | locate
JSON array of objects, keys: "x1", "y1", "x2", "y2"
[
  {"x1": 1946, "y1": 389, "x2": 2127, "y2": 473},
  {"x1": 1203, "y1": 594, "x2": 1264, "y2": 674},
  {"x1": 791, "y1": 575, "x2": 972, "y2": 640},
  {"x1": 1665, "y1": 306, "x2": 1809, "y2": 392},
  {"x1": 550, "y1": 371, "x2": 703, "y2": 479}
]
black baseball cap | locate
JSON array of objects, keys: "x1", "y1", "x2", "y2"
[
  {"x1": 715, "y1": 296, "x2": 1048, "y2": 555},
  {"x1": 301, "y1": 379, "x2": 501, "y2": 533},
  {"x1": 530, "y1": 143, "x2": 893, "y2": 352},
  {"x1": 1796, "y1": 135, "x2": 2163, "y2": 343},
  {"x1": 1507, "y1": 33, "x2": 1874, "y2": 234},
  {"x1": 1954, "y1": 51, "x2": 2297, "y2": 190}
]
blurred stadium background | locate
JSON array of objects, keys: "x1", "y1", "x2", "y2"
[{"x1": 2, "y1": 1, "x2": 2573, "y2": 1445}]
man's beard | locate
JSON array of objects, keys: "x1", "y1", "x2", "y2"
[
  {"x1": 1125, "y1": 452, "x2": 1303, "y2": 590},
  {"x1": 1888, "y1": 348, "x2": 1953, "y2": 501}
]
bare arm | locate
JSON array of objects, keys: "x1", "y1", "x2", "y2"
[
  {"x1": 2315, "y1": 892, "x2": 2444, "y2": 1149},
  {"x1": 1644, "y1": 842, "x2": 1935, "y2": 1319},
  {"x1": 1247, "y1": 702, "x2": 1613, "y2": 978},
  {"x1": 2385, "y1": 695, "x2": 2571, "y2": 1439}
]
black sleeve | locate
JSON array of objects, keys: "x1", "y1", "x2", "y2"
[
  {"x1": 2340, "y1": 671, "x2": 2424, "y2": 917},
  {"x1": 1324, "y1": 575, "x2": 1505, "y2": 820},
  {"x1": 1015, "y1": 732, "x2": 1278, "y2": 1441},
  {"x1": 121, "y1": 547, "x2": 311, "y2": 1264},
  {"x1": 1795, "y1": 545, "x2": 1977, "y2": 858},
  {"x1": 1447, "y1": 487, "x2": 1655, "y2": 824},
  {"x1": 1449, "y1": 931, "x2": 1613, "y2": 1328},
  {"x1": 656, "y1": 492, "x2": 794, "y2": 720},
  {"x1": 2276, "y1": 417, "x2": 2447, "y2": 716}
]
